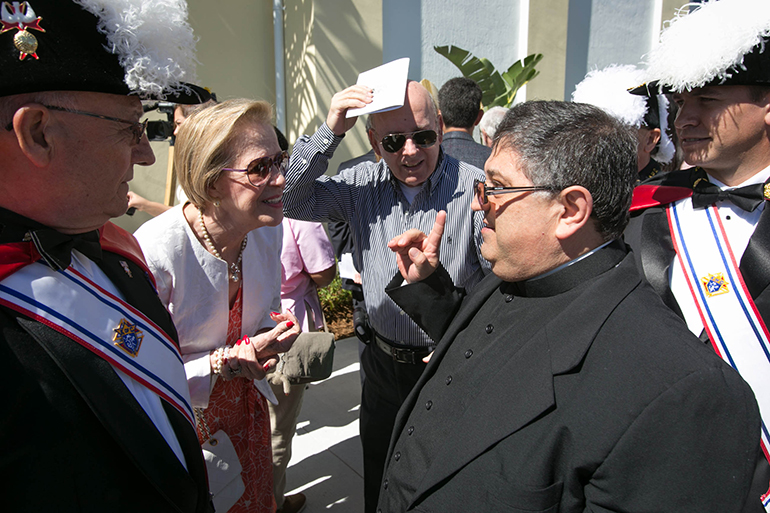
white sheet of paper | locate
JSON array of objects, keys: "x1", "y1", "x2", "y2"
[
  {"x1": 338, "y1": 252, "x2": 357, "y2": 280},
  {"x1": 346, "y1": 58, "x2": 410, "y2": 118}
]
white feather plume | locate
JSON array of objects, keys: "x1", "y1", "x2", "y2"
[
  {"x1": 74, "y1": 0, "x2": 198, "y2": 98},
  {"x1": 572, "y1": 64, "x2": 675, "y2": 164},
  {"x1": 572, "y1": 64, "x2": 649, "y2": 127},
  {"x1": 643, "y1": 0, "x2": 770, "y2": 92}
]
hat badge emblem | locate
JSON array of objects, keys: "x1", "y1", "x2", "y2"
[{"x1": 1, "y1": 1, "x2": 44, "y2": 61}]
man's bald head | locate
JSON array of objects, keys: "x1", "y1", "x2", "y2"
[{"x1": 367, "y1": 81, "x2": 444, "y2": 187}]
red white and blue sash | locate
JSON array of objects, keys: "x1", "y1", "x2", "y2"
[
  {"x1": 0, "y1": 261, "x2": 195, "y2": 427},
  {"x1": 668, "y1": 199, "x2": 770, "y2": 508}
]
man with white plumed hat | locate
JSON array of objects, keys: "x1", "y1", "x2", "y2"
[
  {"x1": 0, "y1": 1, "x2": 213, "y2": 511},
  {"x1": 627, "y1": 1, "x2": 770, "y2": 510}
]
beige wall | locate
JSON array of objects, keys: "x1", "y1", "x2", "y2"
[
  {"x1": 116, "y1": 0, "x2": 382, "y2": 233},
  {"x1": 283, "y1": 0, "x2": 382, "y2": 172},
  {"x1": 526, "y1": 0, "x2": 692, "y2": 103},
  {"x1": 527, "y1": 0, "x2": 570, "y2": 102}
]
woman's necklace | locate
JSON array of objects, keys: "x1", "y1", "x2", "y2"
[{"x1": 198, "y1": 208, "x2": 248, "y2": 282}]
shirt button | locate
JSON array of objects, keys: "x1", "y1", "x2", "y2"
[
  {"x1": 394, "y1": 452, "x2": 401, "y2": 461},
  {"x1": 465, "y1": 349, "x2": 473, "y2": 358},
  {"x1": 445, "y1": 375, "x2": 452, "y2": 385},
  {"x1": 301, "y1": 158, "x2": 308, "y2": 164},
  {"x1": 323, "y1": 138, "x2": 330, "y2": 144},
  {"x1": 426, "y1": 400, "x2": 433, "y2": 410},
  {"x1": 505, "y1": 295, "x2": 514, "y2": 303},
  {"x1": 407, "y1": 426, "x2": 414, "y2": 435},
  {"x1": 485, "y1": 324, "x2": 494, "y2": 334},
  {"x1": 383, "y1": 479, "x2": 389, "y2": 489}
]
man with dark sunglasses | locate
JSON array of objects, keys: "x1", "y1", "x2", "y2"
[
  {"x1": 0, "y1": 2, "x2": 213, "y2": 512},
  {"x1": 283, "y1": 79, "x2": 489, "y2": 512},
  {"x1": 378, "y1": 100, "x2": 762, "y2": 513}
]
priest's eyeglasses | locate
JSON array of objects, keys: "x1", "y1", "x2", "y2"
[
  {"x1": 474, "y1": 179, "x2": 555, "y2": 207},
  {"x1": 224, "y1": 150, "x2": 289, "y2": 187},
  {"x1": 14, "y1": 105, "x2": 149, "y2": 145}
]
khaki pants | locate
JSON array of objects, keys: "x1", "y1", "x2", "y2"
[{"x1": 268, "y1": 380, "x2": 306, "y2": 509}]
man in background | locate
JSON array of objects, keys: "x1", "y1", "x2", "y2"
[
  {"x1": 438, "y1": 77, "x2": 491, "y2": 169},
  {"x1": 478, "y1": 106, "x2": 508, "y2": 147},
  {"x1": 572, "y1": 64, "x2": 676, "y2": 180}
]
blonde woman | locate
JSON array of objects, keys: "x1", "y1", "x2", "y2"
[{"x1": 135, "y1": 99, "x2": 300, "y2": 513}]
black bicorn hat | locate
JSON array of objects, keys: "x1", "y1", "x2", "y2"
[
  {"x1": 0, "y1": 0, "x2": 209, "y2": 104},
  {"x1": 631, "y1": 0, "x2": 770, "y2": 96}
]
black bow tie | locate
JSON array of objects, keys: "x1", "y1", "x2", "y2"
[
  {"x1": 691, "y1": 180, "x2": 767, "y2": 212},
  {"x1": 27, "y1": 228, "x2": 102, "y2": 271}
]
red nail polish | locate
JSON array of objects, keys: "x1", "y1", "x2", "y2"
[
  {"x1": 263, "y1": 362, "x2": 270, "y2": 371},
  {"x1": 245, "y1": 338, "x2": 250, "y2": 345},
  {"x1": 271, "y1": 311, "x2": 280, "y2": 316},
  {"x1": 286, "y1": 321, "x2": 294, "y2": 329}
]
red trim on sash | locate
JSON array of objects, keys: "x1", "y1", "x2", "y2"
[
  {"x1": 0, "y1": 221, "x2": 156, "y2": 288},
  {"x1": 99, "y1": 222, "x2": 156, "y2": 288},
  {"x1": 0, "y1": 242, "x2": 38, "y2": 281},
  {"x1": 631, "y1": 185, "x2": 693, "y2": 211}
]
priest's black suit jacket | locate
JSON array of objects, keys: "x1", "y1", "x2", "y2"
[
  {"x1": 378, "y1": 241, "x2": 763, "y2": 512},
  {"x1": 0, "y1": 218, "x2": 213, "y2": 513}
]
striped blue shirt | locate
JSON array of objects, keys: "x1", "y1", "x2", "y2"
[{"x1": 284, "y1": 123, "x2": 490, "y2": 347}]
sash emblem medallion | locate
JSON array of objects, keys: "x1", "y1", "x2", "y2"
[
  {"x1": 701, "y1": 273, "x2": 730, "y2": 298},
  {"x1": 113, "y1": 318, "x2": 143, "y2": 357}
]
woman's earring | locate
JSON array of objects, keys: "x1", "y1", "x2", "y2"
[{"x1": 214, "y1": 200, "x2": 221, "y2": 208}]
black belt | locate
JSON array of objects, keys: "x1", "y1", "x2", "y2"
[{"x1": 373, "y1": 333, "x2": 432, "y2": 365}]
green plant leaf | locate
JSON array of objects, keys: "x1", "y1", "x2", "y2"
[{"x1": 434, "y1": 46, "x2": 543, "y2": 109}]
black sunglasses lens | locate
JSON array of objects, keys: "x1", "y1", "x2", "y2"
[
  {"x1": 380, "y1": 131, "x2": 437, "y2": 153},
  {"x1": 381, "y1": 134, "x2": 406, "y2": 153},
  {"x1": 413, "y1": 130, "x2": 437, "y2": 147}
]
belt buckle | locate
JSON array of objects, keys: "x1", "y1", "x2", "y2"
[{"x1": 390, "y1": 346, "x2": 417, "y2": 365}]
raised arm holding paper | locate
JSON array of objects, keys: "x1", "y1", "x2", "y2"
[{"x1": 283, "y1": 61, "x2": 489, "y2": 512}]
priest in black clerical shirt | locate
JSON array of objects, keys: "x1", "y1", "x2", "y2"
[{"x1": 378, "y1": 101, "x2": 764, "y2": 513}]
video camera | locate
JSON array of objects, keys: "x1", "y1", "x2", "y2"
[{"x1": 142, "y1": 101, "x2": 176, "y2": 142}]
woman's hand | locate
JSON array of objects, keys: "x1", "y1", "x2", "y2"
[{"x1": 222, "y1": 310, "x2": 301, "y2": 379}]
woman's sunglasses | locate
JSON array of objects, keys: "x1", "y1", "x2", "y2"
[
  {"x1": 224, "y1": 150, "x2": 289, "y2": 187},
  {"x1": 379, "y1": 129, "x2": 438, "y2": 153}
]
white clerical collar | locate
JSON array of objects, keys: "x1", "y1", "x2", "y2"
[
  {"x1": 708, "y1": 163, "x2": 770, "y2": 190},
  {"x1": 529, "y1": 239, "x2": 614, "y2": 282}
]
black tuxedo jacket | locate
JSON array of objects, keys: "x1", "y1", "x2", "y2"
[
  {"x1": 625, "y1": 167, "x2": 770, "y2": 324},
  {"x1": 625, "y1": 167, "x2": 770, "y2": 506},
  {"x1": 379, "y1": 245, "x2": 763, "y2": 512},
  {"x1": 0, "y1": 221, "x2": 213, "y2": 512}
]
